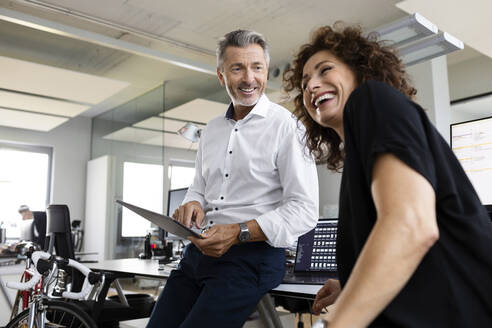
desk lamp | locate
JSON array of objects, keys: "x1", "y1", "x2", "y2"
[{"x1": 177, "y1": 122, "x2": 201, "y2": 143}]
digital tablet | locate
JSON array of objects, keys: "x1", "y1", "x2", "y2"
[{"x1": 116, "y1": 200, "x2": 203, "y2": 239}]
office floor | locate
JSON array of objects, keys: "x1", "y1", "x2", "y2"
[{"x1": 115, "y1": 278, "x2": 321, "y2": 328}]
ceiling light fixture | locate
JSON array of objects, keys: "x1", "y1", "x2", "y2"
[
  {"x1": 372, "y1": 13, "x2": 438, "y2": 47},
  {"x1": 371, "y1": 13, "x2": 463, "y2": 66},
  {"x1": 399, "y1": 32, "x2": 464, "y2": 66}
]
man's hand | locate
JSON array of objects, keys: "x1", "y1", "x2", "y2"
[
  {"x1": 188, "y1": 224, "x2": 240, "y2": 257},
  {"x1": 313, "y1": 279, "x2": 341, "y2": 315},
  {"x1": 173, "y1": 201, "x2": 205, "y2": 229}
]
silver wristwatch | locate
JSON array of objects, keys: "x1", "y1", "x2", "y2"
[{"x1": 238, "y1": 222, "x2": 251, "y2": 243}]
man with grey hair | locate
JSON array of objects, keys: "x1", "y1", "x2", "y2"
[{"x1": 147, "y1": 29, "x2": 319, "y2": 328}]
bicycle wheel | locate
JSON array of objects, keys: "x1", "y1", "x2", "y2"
[{"x1": 6, "y1": 300, "x2": 97, "y2": 328}]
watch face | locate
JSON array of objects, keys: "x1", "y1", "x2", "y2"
[
  {"x1": 239, "y1": 231, "x2": 250, "y2": 242},
  {"x1": 239, "y1": 224, "x2": 250, "y2": 242}
]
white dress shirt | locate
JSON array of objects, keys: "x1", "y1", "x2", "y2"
[{"x1": 183, "y1": 94, "x2": 319, "y2": 248}]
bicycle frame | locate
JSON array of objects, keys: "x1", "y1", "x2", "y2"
[{"x1": 6, "y1": 251, "x2": 103, "y2": 328}]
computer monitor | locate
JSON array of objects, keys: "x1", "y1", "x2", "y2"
[
  {"x1": 161, "y1": 187, "x2": 188, "y2": 240},
  {"x1": 451, "y1": 116, "x2": 492, "y2": 213},
  {"x1": 166, "y1": 188, "x2": 188, "y2": 216},
  {"x1": 294, "y1": 218, "x2": 338, "y2": 273}
]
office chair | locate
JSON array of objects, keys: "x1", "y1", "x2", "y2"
[
  {"x1": 46, "y1": 204, "x2": 155, "y2": 327},
  {"x1": 46, "y1": 204, "x2": 84, "y2": 291}
]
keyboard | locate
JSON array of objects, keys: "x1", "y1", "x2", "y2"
[{"x1": 282, "y1": 266, "x2": 337, "y2": 285}]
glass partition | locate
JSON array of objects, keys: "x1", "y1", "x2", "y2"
[{"x1": 90, "y1": 79, "x2": 228, "y2": 259}]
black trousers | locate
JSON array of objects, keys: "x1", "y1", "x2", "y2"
[{"x1": 147, "y1": 242, "x2": 285, "y2": 328}]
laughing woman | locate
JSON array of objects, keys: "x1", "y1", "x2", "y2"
[{"x1": 284, "y1": 24, "x2": 492, "y2": 327}]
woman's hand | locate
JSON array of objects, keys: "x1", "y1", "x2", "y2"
[{"x1": 313, "y1": 279, "x2": 341, "y2": 315}]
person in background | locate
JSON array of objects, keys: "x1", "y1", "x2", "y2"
[
  {"x1": 18, "y1": 205, "x2": 46, "y2": 248},
  {"x1": 146, "y1": 29, "x2": 319, "y2": 328},
  {"x1": 283, "y1": 23, "x2": 492, "y2": 327}
]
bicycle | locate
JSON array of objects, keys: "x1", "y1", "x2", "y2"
[
  {"x1": 9, "y1": 242, "x2": 42, "y2": 321},
  {"x1": 4, "y1": 250, "x2": 104, "y2": 328}
]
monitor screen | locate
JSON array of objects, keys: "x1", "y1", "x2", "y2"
[
  {"x1": 294, "y1": 218, "x2": 337, "y2": 272},
  {"x1": 166, "y1": 188, "x2": 188, "y2": 216},
  {"x1": 162, "y1": 188, "x2": 188, "y2": 240},
  {"x1": 451, "y1": 116, "x2": 492, "y2": 211}
]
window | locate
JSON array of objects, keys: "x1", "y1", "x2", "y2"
[
  {"x1": 0, "y1": 143, "x2": 52, "y2": 238},
  {"x1": 168, "y1": 163, "x2": 195, "y2": 190},
  {"x1": 122, "y1": 162, "x2": 163, "y2": 237}
]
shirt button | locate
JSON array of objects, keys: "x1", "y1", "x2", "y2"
[
  {"x1": 225, "y1": 173, "x2": 229, "y2": 177},
  {"x1": 234, "y1": 128, "x2": 238, "y2": 132},
  {"x1": 215, "y1": 208, "x2": 218, "y2": 211},
  {"x1": 229, "y1": 151, "x2": 232, "y2": 154},
  {"x1": 220, "y1": 196, "x2": 224, "y2": 200}
]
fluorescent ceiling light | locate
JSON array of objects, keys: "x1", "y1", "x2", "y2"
[
  {"x1": 0, "y1": 55, "x2": 129, "y2": 104},
  {"x1": 373, "y1": 13, "x2": 438, "y2": 46},
  {"x1": 399, "y1": 32, "x2": 464, "y2": 66},
  {"x1": 0, "y1": 90, "x2": 90, "y2": 117},
  {"x1": 0, "y1": 107, "x2": 68, "y2": 131},
  {"x1": 160, "y1": 98, "x2": 226, "y2": 124},
  {"x1": 103, "y1": 127, "x2": 198, "y2": 150},
  {"x1": 133, "y1": 116, "x2": 205, "y2": 132}
]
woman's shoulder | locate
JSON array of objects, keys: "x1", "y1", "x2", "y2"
[
  {"x1": 349, "y1": 79, "x2": 406, "y2": 103},
  {"x1": 346, "y1": 80, "x2": 415, "y2": 117}
]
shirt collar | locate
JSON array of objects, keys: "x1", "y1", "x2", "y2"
[{"x1": 224, "y1": 94, "x2": 270, "y2": 120}]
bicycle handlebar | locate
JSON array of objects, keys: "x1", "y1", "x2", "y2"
[
  {"x1": 5, "y1": 251, "x2": 50, "y2": 290},
  {"x1": 4, "y1": 251, "x2": 102, "y2": 301},
  {"x1": 61, "y1": 258, "x2": 94, "y2": 299}
]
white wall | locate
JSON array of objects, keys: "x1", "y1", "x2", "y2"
[
  {"x1": 0, "y1": 117, "x2": 91, "y2": 221},
  {"x1": 406, "y1": 57, "x2": 452, "y2": 143},
  {"x1": 85, "y1": 155, "x2": 115, "y2": 262},
  {"x1": 317, "y1": 165, "x2": 342, "y2": 217},
  {"x1": 448, "y1": 55, "x2": 492, "y2": 101}
]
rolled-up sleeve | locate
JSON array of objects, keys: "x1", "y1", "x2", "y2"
[{"x1": 255, "y1": 124, "x2": 319, "y2": 247}]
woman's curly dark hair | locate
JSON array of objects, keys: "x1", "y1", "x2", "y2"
[{"x1": 283, "y1": 23, "x2": 417, "y2": 171}]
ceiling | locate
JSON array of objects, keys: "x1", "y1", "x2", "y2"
[{"x1": 0, "y1": 0, "x2": 489, "y2": 143}]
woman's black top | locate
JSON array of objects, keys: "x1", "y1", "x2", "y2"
[{"x1": 338, "y1": 80, "x2": 492, "y2": 327}]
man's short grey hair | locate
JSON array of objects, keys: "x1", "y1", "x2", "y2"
[{"x1": 216, "y1": 29, "x2": 270, "y2": 70}]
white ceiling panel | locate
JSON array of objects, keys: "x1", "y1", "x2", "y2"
[
  {"x1": 133, "y1": 116, "x2": 205, "y2": 132},
  {"x1": 103, "y1": 126, "x2": 198, "y2": 150},
  {"x1": 161, "y1": 98, "x2": 227, "y2": 124},
  {"x1": 0, "y1": 107, "x2": 68, "y2": 131},
  {"x1": 0, "y1": 55, "x2": 130, "y2": 104},
  {"x1": 0, "y1": 90, "x2": 90, "y2": 117}
]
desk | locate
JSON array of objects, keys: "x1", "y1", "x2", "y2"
[
  {"x1": 271, "y1": 284, "x2": 321, "y2": 300},
  {"x1": 89, "y1": 258, "x2": 172, "y2": 279},
  {"x1": 89, "y1": 258, "x2": 322, "y2": 328}
]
